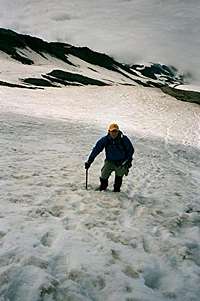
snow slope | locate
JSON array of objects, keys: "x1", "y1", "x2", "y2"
[
  {"x1": 0, "y1": 29, "x2": 185, "y2": 88},
  {"x1": 0, "y1": 85, "x2": 200, "y2": 301},
  {"x1": 1, "y1": 28, "x2": 200, "y2": 106}
]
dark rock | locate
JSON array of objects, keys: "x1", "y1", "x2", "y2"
[
  {"x1": 47, "y1": 69, "x2": 108, "y2": 86},
  {"x1": 23, "y1": 78, "x2": 57, "y2": 87},
  {"x1": 0, "y1": 80, "x2": 38, "y2": 89},
  {"x1": 161, "y1": 86, "x2": 200, "y2": 105}
]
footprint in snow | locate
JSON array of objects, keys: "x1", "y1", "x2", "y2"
[{"x1": 40, "y1": 231, "x2": 55, "y2": 247}]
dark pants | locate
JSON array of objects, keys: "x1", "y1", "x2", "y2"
[
  {"x1": 101, "y1": 160, "x2": 129, "y2": 178},
  {"x1": 100, "y1": 160, "x2": 129, "y2": 191}
]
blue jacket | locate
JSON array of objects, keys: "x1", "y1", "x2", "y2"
[{"x1": 88, "y1": 131, "x2": 134, "y2": 165}]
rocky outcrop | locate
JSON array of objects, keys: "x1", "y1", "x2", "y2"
[{"x1": 161, "y1": 86, "x2": 200, "y2": 105}]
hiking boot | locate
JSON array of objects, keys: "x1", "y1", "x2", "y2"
[
  {"x1": 113, "y1": 175, "x2": 122, "y2": 192},
  {"x1": 99, "y1": 177, "x2": 108, "y2": 191}
]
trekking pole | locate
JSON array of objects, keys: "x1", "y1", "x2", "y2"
[{"x1": 85, "y1": 168, "x2": 88, "y2": 190}]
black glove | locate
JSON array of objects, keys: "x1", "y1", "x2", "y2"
[
  {"x1": 85, "y1": 161, "x2": 91, "y2": 170},
  {"x1": 127, "y1": 160, "x2": 132, "y2": 168}
]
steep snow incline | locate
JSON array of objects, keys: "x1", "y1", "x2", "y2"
[
  {"x1": 0, "y1": 86, "x2": 199, "y2": 147},
  {"x1": 0, "y1": 113, "x2": 199, "y2": 301},
  {"x1": 0, "y1": 86, "x2": 200, "y2": 300},
  {"x1": 0, "y1": 28, "x2": 187, "y2": 90},
  {"x1": 0, "y1": 50, "x2": 136, "y2": 87},
  {"x1": 1, "y1": 28, "x2": 200, "y2": 105}
]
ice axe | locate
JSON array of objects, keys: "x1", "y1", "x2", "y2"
[{"x1": 85, "y1": 168, "x2": 88, "y2": 190}]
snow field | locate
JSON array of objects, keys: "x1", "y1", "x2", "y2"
[{"x1": 0, "y1": 86, "x2": 200, "y2": 300}]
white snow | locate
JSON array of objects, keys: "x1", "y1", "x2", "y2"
[
  {"x1": 175, "y1": 85, "x2": 200, "y2": 93},
  {"x1": 0, "y1": 51, "x2": 141, "y2": 87},
  {"x1": 0, "y1": 84, "x2": 200, "y2": 301}
]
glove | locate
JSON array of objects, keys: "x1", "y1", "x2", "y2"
[
  {"x1": 127, "y1": 160, "x2": 132, "y2": 168},
  {"x1": 85, "y1": 161, "x2": 91, "y2": 170}
]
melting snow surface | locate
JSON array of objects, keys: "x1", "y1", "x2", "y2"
[{"x1": 0, "y1": 86, "x2": 200, "y2": 301}]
